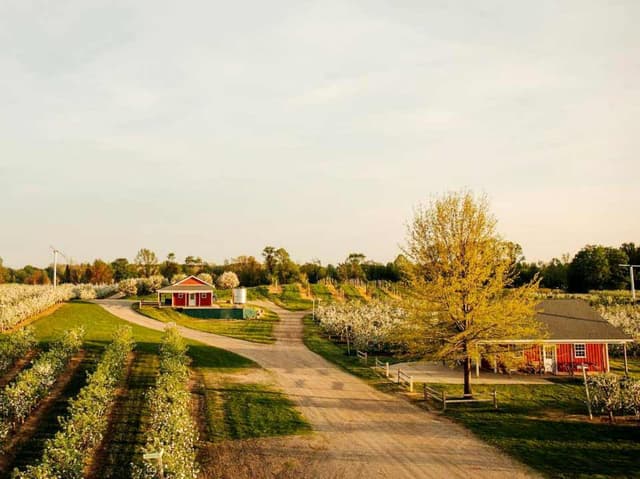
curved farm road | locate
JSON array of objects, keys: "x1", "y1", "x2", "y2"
[{"x1": 96, "y1": 299, "x2": 537, "y2": 479}]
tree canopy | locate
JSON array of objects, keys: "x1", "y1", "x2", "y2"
[{"x1": 403, "y1": 191, "x2": 542, "y2": 396}]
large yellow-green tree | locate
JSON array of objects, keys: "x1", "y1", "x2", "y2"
[{"x1": 403, "y1": 191, "x2": 542, "y2": 396}]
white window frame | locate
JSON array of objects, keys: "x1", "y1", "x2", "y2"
[
  {"x1": 178, "y1": 293, "x2": 184, "y2": 299},
  {"x1": 200, "y1": 292, "x2": 207, "y2": 298},
  {"x1": 574, "y1": 343, "x2": 586, "y2": 358}
]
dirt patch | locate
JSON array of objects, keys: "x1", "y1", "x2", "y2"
[
  {"x1": 84, "y1": 352, "x2": 136, "y2": 479},
  {"x1": 198, "y1": 436, "x2": 332, "y2": 479},
  {"x1": 0, "y1": 350, "x2": 87, "y2": 474},
  {"x1": 213, "y1": 368, "x2": 274, "y2": 386},
  {"x1": 0, "y1": 350, "x2": 37, "y2": 389}
]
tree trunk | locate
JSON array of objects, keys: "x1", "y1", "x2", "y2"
[{"x1": 463, "y1": 356, "x2": 473, "y2": 397}]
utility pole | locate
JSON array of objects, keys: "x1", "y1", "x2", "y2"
[
  {"x1": 619, "y1": 264, "x2": 640, "y2": 303},
  {"x1": 50, "y1": 246, "x2": 68, "y2": 289}
]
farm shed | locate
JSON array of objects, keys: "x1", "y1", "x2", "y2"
[
  {"x1": 477, "y1": 299, "x2": 633, "y2": 375},
  {"x1": 156, "y1": 275, "x2": 215, "y2": 308}
]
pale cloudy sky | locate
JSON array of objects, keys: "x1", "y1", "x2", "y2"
[{"x1": 1, "y1": 0, "x2": 638, "y2": 268}]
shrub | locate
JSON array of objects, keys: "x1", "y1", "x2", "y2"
[
  {"x1": 216, "y1": 271, "x2": 239, "y2": 290},
  {"x1": 0, "y1": 327, "x2": 85, "y2": 441},
  {"x1": 72, "y1": 284, "x2": 96, "y2": 300},
  {"x1": 118, "y1": 279, "x2": 138, "y2": 297},
  {"x1": 587, "y1": 373, "x2": 634, "y2": 423},
  {"x1": 0, "y1": 327, "x2": 36, "y2": 375},
  {"x1": 622, "y1": 378, "x2": 640, "y2": 419},
  {"x1": 316, "y1": 301, "x2": 405, "y2": 351},
  {"x1": 170, "y1": 274, "x2": 187, "y2": 284},
  {"x1": 196, "y1": 273, "x2": 213, "y2": 285},
  {"x1": 133, "y1": 326, "x2": 198, "y2": 479}
]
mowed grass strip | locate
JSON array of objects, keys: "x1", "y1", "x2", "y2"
[
  {"x1": 135, "y1": 305, "x2": 278, "y2": 344},
  {"x1": 98, "y1": 351, "x2": 158, "y2": 479},
  {"x1": 421, "y1": 380, "x2": 640, "y2": 478},
  {"x1": 205, "y1": 382, "x2": 310, "y2": 441}
]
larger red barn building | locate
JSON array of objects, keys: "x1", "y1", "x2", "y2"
[{"x1": 477, "y1": 299, "x2": 633, "y2": 375}]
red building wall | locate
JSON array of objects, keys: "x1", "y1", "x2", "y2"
[
  {"x1": 172, "y1": 292, "x2": 212, "y2": 307},
  {"x1": 524, "y1": 346, "x2": 541, "y2": 363},
  {"x1": 523, "y1": 343, "x2": 608, "y2": 373},
  {"x1": 173, "y1": 293, "x2": 186, "y2": 307},
  {"x1": 197, "y1": 293, "x2": 212, "y2": 307}
]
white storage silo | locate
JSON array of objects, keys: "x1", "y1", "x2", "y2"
[{"x1": 232, "y1": 287, "x2": 247, "y2": 305}]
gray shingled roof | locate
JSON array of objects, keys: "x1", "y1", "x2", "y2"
[{"x1": 536, "y1": 299, "x2": 632, "y2": 341}]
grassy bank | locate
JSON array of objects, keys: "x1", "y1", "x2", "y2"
[
  {"x1": 421, "y1": 381, "x2": 640, "y2": 478},
  {"x1": 134, "y1": 304, "x2": 279, "y2": 344},
  {"x1": 245, "y1": 285, "x2": 313, "y2": 311}
]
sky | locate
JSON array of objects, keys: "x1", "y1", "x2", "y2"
[{"x1": 1, "y1": 0, "x2": 639, "y2": 268}]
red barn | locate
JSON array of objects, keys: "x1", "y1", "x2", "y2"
[
  {"x1": 156, "y1": 275, "x2": 215, "y2": 308},
  {"x1": 477, "y1": 299, "x2": 633, "y2": 376}
]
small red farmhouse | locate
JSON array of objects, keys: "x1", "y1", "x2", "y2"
[
  {"x1": 478, "y1": 299, "x2": 633, "y2": 376},
  {"x1": 156, "y1": 275, "x2": 215, "y2": 308}
]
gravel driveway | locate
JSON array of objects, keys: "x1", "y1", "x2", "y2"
[{"x1": 95, "y1": 299, "x2": 537, "y2": 479}]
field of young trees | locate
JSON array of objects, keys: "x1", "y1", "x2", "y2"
[{"x1": 0, "y1": 286, "x2": 311, "y2": 479}]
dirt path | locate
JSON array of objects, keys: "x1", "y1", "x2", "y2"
[
  {"x1": 0, "y1": 350, "x2": 37, "y2": 389},
  {"x1": 96, "y1": 299, "x2": 538, "y2": 478}
]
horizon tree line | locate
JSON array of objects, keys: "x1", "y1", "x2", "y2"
[{"x1": 0, "y1": 242, "x2": 638, "y2": 293}]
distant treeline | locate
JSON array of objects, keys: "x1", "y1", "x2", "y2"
[
  {"x1": 0, "y1": 247, "x2": 409, "y2": 288},
  {"x1": 513, "y1": 242, "x2": 640, "y2": 293},
  {"x1": 0, "y1": 242, "x2": 638, "y2": 294}
]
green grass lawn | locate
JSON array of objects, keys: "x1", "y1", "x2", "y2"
[
  {"x1": 310, "y1": 283, "x2": 335, "y2": 302},
  {"x1": 421, "y1": 380, "x2": 640, "y2": 478},
  {"x1": 205, "y1": 382, "x2": 310, "y2": 441},
  {"x1": 14, "y1": 302, "x2": 308, "y2": 475},
  {"x1": 245, "y1": 284, "x2": 313, "y2": 311},
  {"x1": 339, "y1": 283, "x2": 365, "y2": 301},
  {"x1": 134, "y1": 304, "x2": 278, "y2": 344},
  {"x1": 610, "y1": 357, "x2": 640, "y2": 378}
]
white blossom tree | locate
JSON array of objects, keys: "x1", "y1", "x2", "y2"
[{"x1": 216, "y1": 271, "x2": 239, "y2": 290}]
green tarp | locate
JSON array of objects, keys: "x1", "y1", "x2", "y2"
[{"x1": 181, "y1": 307, "x2": 257, "y2": 320}]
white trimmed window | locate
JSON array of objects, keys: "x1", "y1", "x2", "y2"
[
  {"x1": 201, "y1": 293, "x2": 207, "y2": 298},
  {"x1": 574, "y1": 344, "x2": 586, "y2": 358},
  {"x1": 178, "y1": 293, "x2": 184, "y2": 299}
]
